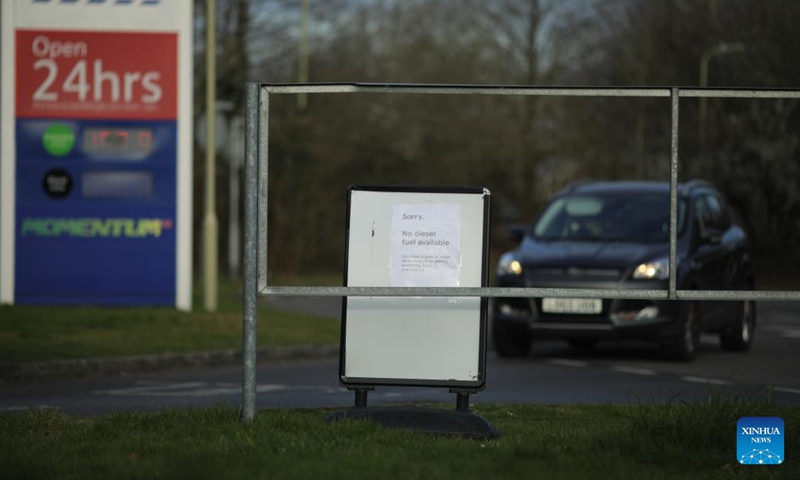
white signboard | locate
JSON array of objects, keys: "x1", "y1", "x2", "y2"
[{"x1": 342, "y1": 185, "x2": 491, "y2": 388}]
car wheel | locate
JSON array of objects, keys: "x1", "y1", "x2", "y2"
[
  {"x1": 665, "y1": 300, "x2": 701, "y2": 361},
  {"x1": 719, "y1": 300, "x2": 755, "y2": 352},
  {"x1": 492, "y1": 323, "x2": 532, "y2": 358},
  {"x1": 568, "y1": 339, "x2": 597, "y2": 350}
]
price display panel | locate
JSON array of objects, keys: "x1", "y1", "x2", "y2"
[{"x1": 82, "y1": 127, "x2": 154, "y2": 159}]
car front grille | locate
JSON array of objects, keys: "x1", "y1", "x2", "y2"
[{"x1": 528, "y1": 267, "x2": 622, "y2": 280}]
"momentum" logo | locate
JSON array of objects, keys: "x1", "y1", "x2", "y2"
[{"x1": 21, "y1": 217, "x2": 173, "y2": 238}]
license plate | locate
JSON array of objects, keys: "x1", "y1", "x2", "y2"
[{"x1": 541, "y1": 298, "x2": 602, "y2": 314}]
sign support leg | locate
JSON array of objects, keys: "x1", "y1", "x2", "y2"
[
  {"x1": 450, "y1": 388, "x2": 476, "y2": 411},
  {"x1": 349, "y1": 386, "x2": 374, "y2": 408}
]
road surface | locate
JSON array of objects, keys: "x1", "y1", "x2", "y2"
[{"x1": 1, "y1": 301, "x2": 798, "y2": 414}]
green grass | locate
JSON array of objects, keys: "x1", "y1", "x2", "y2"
[
  {"x1": 1, "y1": 398, "x2": 797, "y2": 480},
  {"x1": 0, "y1": 279, "x2": 338, "y2": 365}
]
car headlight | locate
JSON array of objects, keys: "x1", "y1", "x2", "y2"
[
  {"x1": 632, "y1": 257, "x2": 669, "y2": 280},
  {"x1": 497, "y1": 253, "x2": 523, "y2": 276}
]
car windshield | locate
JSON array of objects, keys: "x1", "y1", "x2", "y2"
[{"x1": 533, "y1": 191, "x2": 686, "y2": 242}]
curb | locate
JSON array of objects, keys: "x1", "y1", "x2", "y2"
[{"x1": 0, "y1": 344, "x2": 340, "y2": 382}]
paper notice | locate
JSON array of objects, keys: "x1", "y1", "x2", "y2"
[{"x1": 391, "y1": 203, "x2": 461, "y2": 287}]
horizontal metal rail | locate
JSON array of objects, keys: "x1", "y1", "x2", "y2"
[
  {"x1": 679, "y1": 88, "x2": 800, "y2": 98},
  {"x1": 262, "y1": 83, "x2": 670, "y2": 97},
  {"x1": 258, "y1": 286, "x2": 800, "y2": 302},
  {"x1": 261, "y1": 83, "x2": 800, "y2": 99}
]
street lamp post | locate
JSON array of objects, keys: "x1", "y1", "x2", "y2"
[
  {"x1": 699, "y1": 42, "x2": 745, "y2": 145},
  {"x1": 228, "y1": 116, "x2": 244, "y2": 279},
  {"x1": 204, "y1": 0, "x2": 219, "y2": 312},
  {"x1": 297, "y1": 0, "x2": 310, "y2": 110}
]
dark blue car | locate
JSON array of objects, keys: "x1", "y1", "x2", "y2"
[{"x1": 492, "y1": 180, "x2": 755, "y2": 361}]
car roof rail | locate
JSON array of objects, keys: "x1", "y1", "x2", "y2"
[
  {"x1": 560, "y1": 178, "x2": 599, "y2": 194},
  {"x1": 684, "y1": 179, "x2": 717, "y2": 192}
]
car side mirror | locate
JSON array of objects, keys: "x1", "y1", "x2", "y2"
[
  {"x1": 701, "y1": 229, "x2": 723, "y2": 245},
  {"x1": 508, "y1": 224, "x2": 528, "y2": 244}
]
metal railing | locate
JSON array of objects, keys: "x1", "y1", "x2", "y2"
[{"x1": 242, "y1": 83, "x2": 800, "y2": 420}]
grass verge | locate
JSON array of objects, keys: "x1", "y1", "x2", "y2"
[
  {"x1": 1, "y1": 397, "x2": 797, "y2": 480},
  {"x1": 0, "y1": 279, "x2": 338, "y2": 365}
]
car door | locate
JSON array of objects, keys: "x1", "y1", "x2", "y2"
[
  {"x1": 705, "y1": 193, "x2": 741, "y2": 321},
  {"x1": 689, "y1": 195, "x2": 728, "y2": 327}
]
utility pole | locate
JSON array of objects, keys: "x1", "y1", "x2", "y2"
[{"x1": 204, "y1": 0, "x2": 219, "y2": 312}]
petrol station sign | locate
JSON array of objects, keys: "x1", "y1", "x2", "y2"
[{"x1": 1, "y1": 0, "x2": 192, "y2": 308}]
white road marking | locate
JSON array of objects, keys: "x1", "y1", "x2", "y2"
[
  {"x1": 768, "y1": 313, "x2": 800, "y2": 323},
  {"x1": 763, "y1": 326, "x2": 800, "y2": 339},
  {"x1": 612, "y1": 366, "x2": 657, "y2": 376},
  {"x1": 94, "y1": 382, "x2": 334, "y2": 397},
  {"x1": 773, "y1": 386, "x2": 800, "y2": 395},
  {"x1": 680, "y1": 376, "x2": 732, "y2": 386},
  {"x1": 93, "y1": 382, "x2": 206, "y2": 395},
  {"x1": 0, "y1": 405, "x2": 57, "y2": 412},
  {"x1": 548, "y1": 358, "x2": 588, "y2": 368},
  {"x1": 0, "y1": 406, "x2": 30, "y2": 411},
  {"x1": 382, "y1": 393, "x2": 402, "y2": 398}
]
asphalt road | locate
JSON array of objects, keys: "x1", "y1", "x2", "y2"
[{"x1": 1, "y1": 301, "x2": 798, "y2": 415}]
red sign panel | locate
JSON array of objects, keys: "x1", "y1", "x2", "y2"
[{"x1": 16, "y1": 30, "x2": 177, "y2": 120}]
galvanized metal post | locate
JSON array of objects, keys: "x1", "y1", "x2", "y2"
[
  {"x1": 668, "y1": 88, "x2": 679, "y2": 300},
  {"x1": 242, "y1": 83, "x2": 260, "y2": 421},
  {"x1": 257, "y1": 91, "x2": 270, "y2": 294}
]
